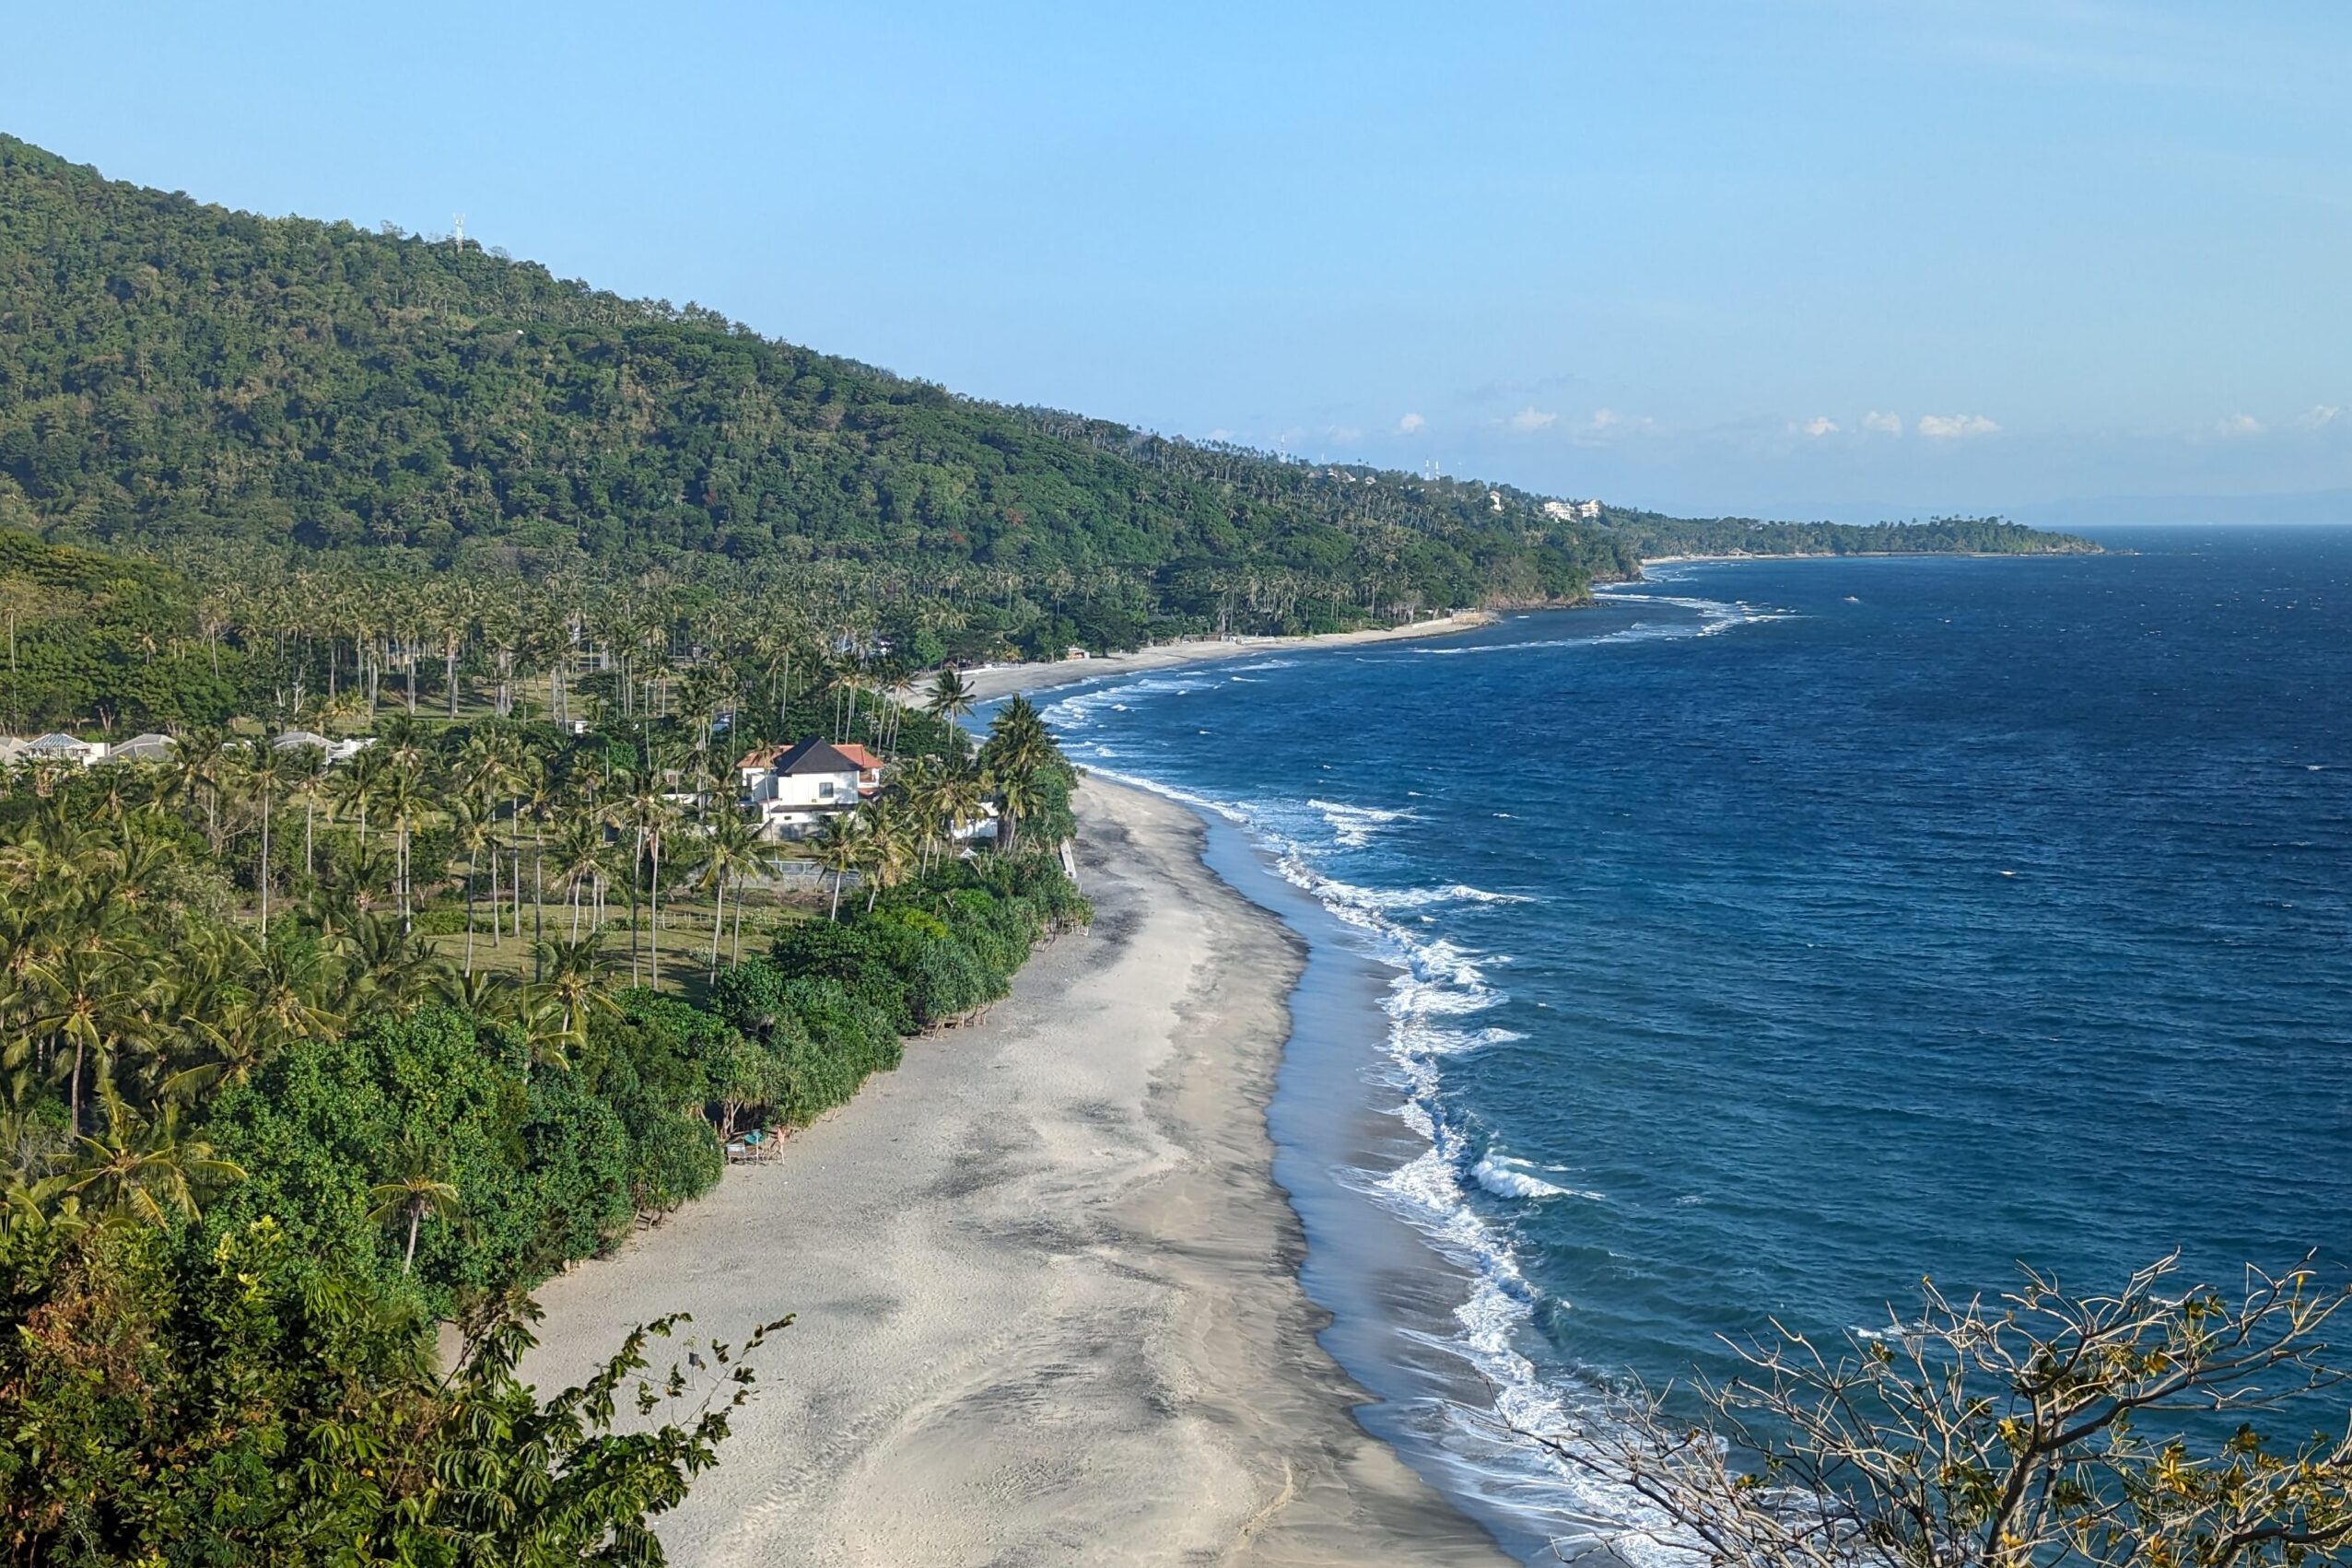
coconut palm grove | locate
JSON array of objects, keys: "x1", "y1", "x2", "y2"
[{"x1": 2, "y1": 651, "x2": 1086, "y2": 1560}]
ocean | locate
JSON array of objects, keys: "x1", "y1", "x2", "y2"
[{"x1": 1029, "y1": 525, "x2": 2352, "y2": 1560}]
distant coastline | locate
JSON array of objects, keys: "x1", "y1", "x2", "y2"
[
  {"x1": 1634, "y1": 545, "x2": 2103, "y2": 568},
  {"x1": 951, "y1": 609, "x2": 1498, "y2": 703}
]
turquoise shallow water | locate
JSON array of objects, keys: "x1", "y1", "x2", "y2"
[{"x1": 1033, "y1": 526, "x2": 2352, "y2": 1556}]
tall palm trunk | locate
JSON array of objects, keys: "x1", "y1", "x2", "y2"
[
  {"x1": 649, "y1": 834, "x2": 662, "y2": 992},
  {"x1": 404, "y1": 1204, "x2": 422, "y2": 1272},
  {"x1": 709, "y1": 872, "x2": 725, "y2": 980},
  {"x1": 258, "y1": 788, "x2": 273, "y2": 936},
  {"x1": 628, "y1": 827, "x2": 643, "y2": 985}
]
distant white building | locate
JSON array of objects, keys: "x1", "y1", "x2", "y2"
[
  {"x1": 107, "y1": 732, "x2": 178, "y2": 765},
  {"x1": 1543, "y1": 497, "x2": 1604, "y2": 521},
  {"x1": 273, "y1": 730, "x2": 376, "y2": 766},
  {"x1": 11, "y1": 732, "x2": 107, "y2": 767}
]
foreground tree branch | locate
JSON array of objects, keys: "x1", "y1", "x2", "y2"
[{"x1": 1517, "y1": 1254, "x2": 2352, "y2": 1567}]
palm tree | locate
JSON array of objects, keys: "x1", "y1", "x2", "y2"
[
  {"x1": 66, "y1": 1096, "x2": 245, "y2": 1227},
  {"x1": 333, "y1": 744, "x2": 389, "y2": 845},
  {"x1": 935, "y1": 766, "x2": 986, "y2": 861},
  {"x1": 328, "y1": 910, "x2": 444, "y2": 1013},
  {"x1": 698, "y1": 810, "x2": 767, "y2": 977},
  {"x1": 605, "y1": 761, "x2": 678, "y2": 989},
  {"x1": 518, "y1": 763, "x2": 563, "y2": 966},
  {"x1": 368, "y1": 1147, "x2": 461, "y2": 1273},
  {"x1": 858, "y1": 801, "x2": 916, "y2": 914},
  {"x1": 26, "y1": 943, "x2": 151, "y2": 1131},
  {"x1": 925, "y1": 667, "x2": 977, "y2": 743},
  {"x1": 979, "y1": 696, "x2": 1057, "y2": 854},
  {"x1": 811, "y1": 812, "x2": 864, "y2": 922},
  {"x1": 527, "y1": 937, "x2": 618, "y2": 1060},
  {"x1": 285, "y1": 746, "x2": 331, "y2": 883},
  {"x1": 164, "y1": 729, "x2": 228, "y2": 854},
  {"x1": 989, "y1": 766, "x2": 1046, "y2": 857},
  {"x1": 242, "y1": 739, "x2": 293, "y2": 937},
  {"x1": 379, "y1": 766, "x2": 425, "y2": 934},
  {"x1": 550, "y1": 815, "x2": 608, "y2": 941},
  {"x1": 436, "y1": 967, "x2": 523, "y2": 1026},
  {"x1": 451, "y1": 796, "x2": 497, "y2": 976}
]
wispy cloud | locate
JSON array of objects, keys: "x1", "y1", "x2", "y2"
[
  {"x1": 2213, "y1": 413, "x2": 2264, "y2": 438},
  {"x1": 1861, "y1": 411, "x2": 1903, "y2": 437},
  {"x1": 1507, "y1": 406, "x2": 1559, "y2": 432},
  {"x1": 1917, "y1": 413, "x2": 2000, "y2": 439},
  {"x1": 2294, "y1": 404, "x2": 2342, "y2": 431},
  {"x1": 1397, "y1": 411, "x2": 1426, "y2": 435},
  {"x1": 1795, "y1": 415, "x2": 1840, "y2": 438}
]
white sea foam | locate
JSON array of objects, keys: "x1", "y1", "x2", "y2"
[
  {"x1": 1078, "y1": 760, "x2": 1685, "y2": 1556},
  {"x1": 1472, "y1": 1155, "x2": 1601, "y2": 1201},
  {"x1": 1307, "y1": 797, "x2": 1419, "y2": 848},
  {"x1": 1415, "y1": 587, "x2": 1789, "y2": 658},
  {"x1": 1040, "y1": 673, "x2": 1219, "y2": 732}
]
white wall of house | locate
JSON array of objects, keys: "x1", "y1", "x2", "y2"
[{"x1": 748, "y1": 767, "x2": 859, "y2": 809}]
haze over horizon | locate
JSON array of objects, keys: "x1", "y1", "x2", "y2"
[{"x1": 14, "y1": 1, "x2": 2347, "y2": 525}]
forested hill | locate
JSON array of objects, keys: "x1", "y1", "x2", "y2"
[
  {"x1": 0, "y1": 134, "x2": 1632, "y2": 638},
  {"x1": 0, "y1": 134, "x2": 2089, "y2": 661}
]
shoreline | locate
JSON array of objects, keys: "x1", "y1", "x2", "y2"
[
  {"x1": 1632, "y1": 547, "x2": 2099, "y2": 567},
  {"x1": 523, "y1": 778, "x2": 1508, "y2": 1566},
  {"x1": 953, "y1": 609, "x2": 1495, "y2": 703}
]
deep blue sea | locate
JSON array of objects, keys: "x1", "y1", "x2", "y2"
[{"x1": 1035, "y1": 526, "x2": 2352, "y2": 1557}]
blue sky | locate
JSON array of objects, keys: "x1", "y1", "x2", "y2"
[{"x1": 13, "y1": 1, "x2": 2350, "y2": 521}]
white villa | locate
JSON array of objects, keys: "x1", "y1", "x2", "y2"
[
  {"x1": 109, "y1": 732, "x2": 179, "y2": 764},
  {"x1": 736, "y1": 738, "x2": 884, "y2": 840},
  {"x1": 0, "y1": 730, "x2": 383, "y2": 770},
  {"x1": 272, "y1": 730, "x2": 377, "y2": 766},
  {"x1": 0, "y1": 732, "x2": 108, "y2": 767}
]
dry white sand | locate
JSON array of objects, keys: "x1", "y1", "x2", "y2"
[
  {"x1": 524, "y1": 779, "x2": 1505, "y2": 1566},
  {"x1": 953, "y1": 610, "x2": 1495, "y2": 704}
]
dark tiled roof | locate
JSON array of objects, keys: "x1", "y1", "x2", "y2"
[{"x1": 765, "y1": 738, "x2": 867, "y2": 777}]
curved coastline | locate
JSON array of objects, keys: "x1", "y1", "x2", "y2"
[{"x1": 523, "y1": 778, "x2": 1508, "y2": 1566}]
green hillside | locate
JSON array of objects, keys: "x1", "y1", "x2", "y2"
[
  {"x1": 0, "y1": 134, "x2": 2095, "y2": 731},
  {"x1": 0, "y1": 135, "x2": 1641, "y2": 628}
]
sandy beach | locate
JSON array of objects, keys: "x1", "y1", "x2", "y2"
[
  {"x1": 524, "y1": 778, "x2": 1506, "y2": 1566},
  {"x1": 953, "y1": 609, "x2": 1495, "y2": 703}
]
